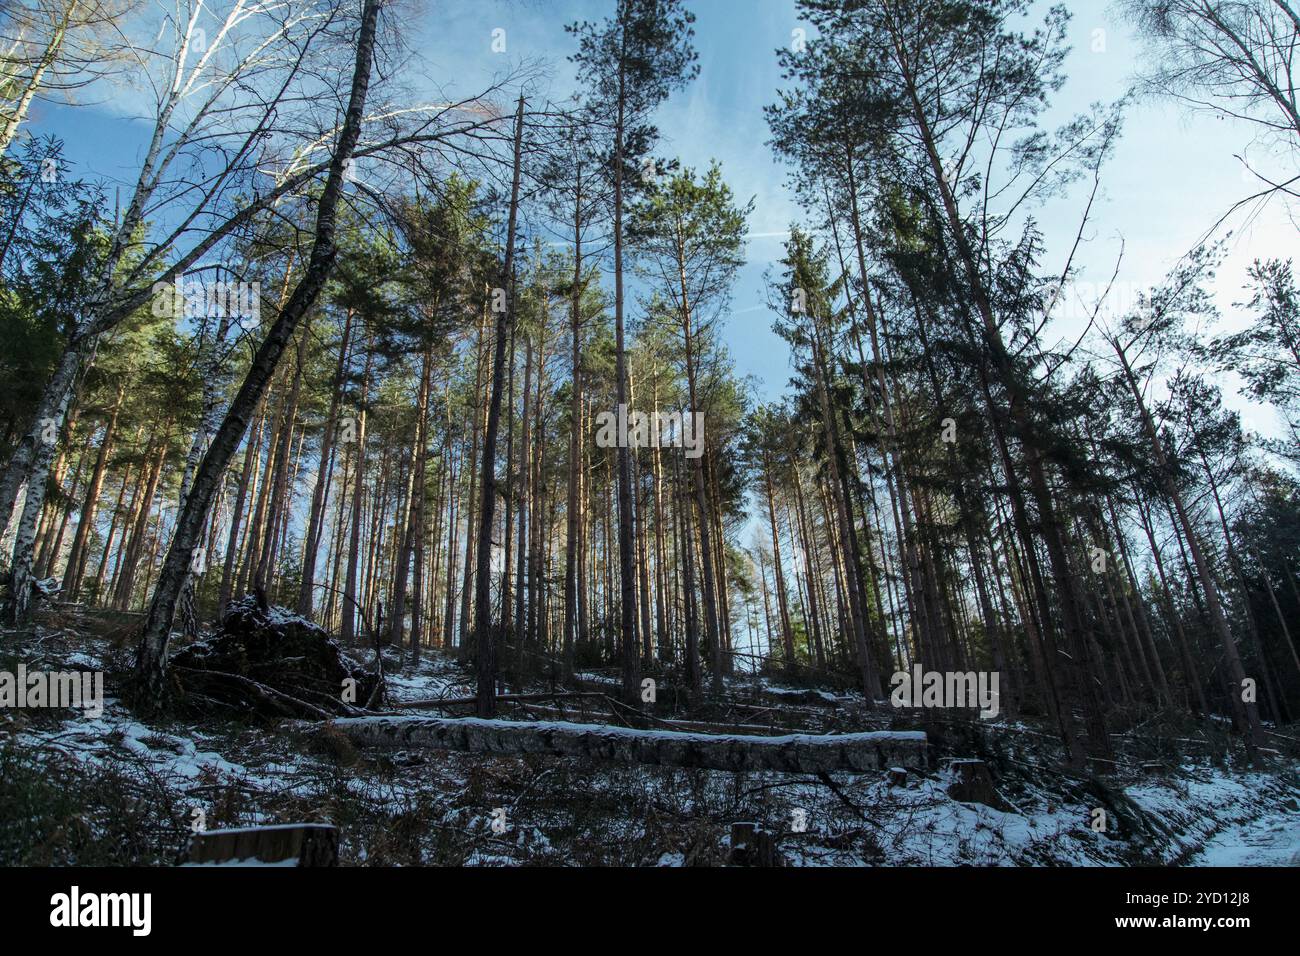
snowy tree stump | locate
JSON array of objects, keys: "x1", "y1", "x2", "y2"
[
  {"x1": 185, "y1": 824, "x2": 338, "y2": 867},
  {"x1": 334, "y1": 716, "x2": 928, "y2": 774},
  {"x1": 946, "y1": 759, "x2": 1015, "y2": 812},
  {"x1": 729, "y1": 822, "x2": 780, "y2": 867}
]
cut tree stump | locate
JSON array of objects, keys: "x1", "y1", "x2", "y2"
[
  {"x1": 184, "y1": 823, "x2": 338, "y2": 866},
  {"x1": 946, "y1": 759, "x2": 1016, "y2": 812},
  {"x1": 334, "y1": 716, "x2": 927, "y2": 774},
  {"x1": 729, "y1": 822, "x2": 781, "y2": 866}
]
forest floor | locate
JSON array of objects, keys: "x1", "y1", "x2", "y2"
[{"x1": 2, "y1": 605, "x2": 1298, "y2": 867}]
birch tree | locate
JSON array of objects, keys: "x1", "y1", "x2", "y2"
[{"x1": 132, "y1": 0, "x2": 383, "y2": 708}]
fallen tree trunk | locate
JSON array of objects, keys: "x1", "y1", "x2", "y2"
[
  {"x1": 334, "y1": 716, "x2": 927, "y2": 774},
  {"x1": 392, "y1": 691, "x2": 607, "y2": 710},
  {"x1": 504, "y1": 701, "x2": 791, "y2": 737}
]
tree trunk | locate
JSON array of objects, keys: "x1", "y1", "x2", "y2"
[
  {"x1": 1116, "y1": 345, "x2": 1261, "y2": 747},
  {"x1": 0, "y1": 1, "x2": 74, "y2": 159},
  {"x1": 63, "y1": 383, "x2": 123, "y2": 597},
  {"x1": 132, "y1": 0, "x2": 383, "y2": 710},
  {"x1": 473, "y1": 96, "x2": 526, "y2": 718},
  {"x1": 563, "y1": 184, "x2": 584, "y2": 678},
  {"x1": 299, "y1": 308, "x2": 353, "y2": 617}
]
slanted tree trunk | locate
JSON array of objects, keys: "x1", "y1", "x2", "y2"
[
  {"x1": 132, "y1": 0, "x2": 384, "y2": 711},
  {"x1": 5, "y1": 346, "x2": 82, "y2": 623},
  {"x1": 0, "y1": 0, "x2": 76, "y2": 159},
  {"x1": 1115, "y1": 343, "x2": 1262, "y2": 747}
]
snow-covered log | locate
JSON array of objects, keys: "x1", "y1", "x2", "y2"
[
  {"x1": 392, "y1": 691, "x2": 608, "y2": 710},
  {"x1": 334, "y1": 716, "x2": 927, "y2": 774}
]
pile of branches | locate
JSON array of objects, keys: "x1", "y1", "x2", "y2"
[{"x1": 172, "y1": 595, "x2": 380, "y2": 720}]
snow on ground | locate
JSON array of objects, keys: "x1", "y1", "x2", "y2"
[
  {"x1": 11, "y1": 675, "x2": 1300, "y2": 867},
  {"x1": 765, "y1": 757, "x2": 1300, "y2": 867},
  {"x1": 16, "y1": 698, "x2": 292, "y2": 786},
  {"x1": 1186, "y1": 804, "x2": 1300, "y2": 866},
  {"x1": 1126, "y1": 767, "x2": 1300, "y2": 865},
  {"x1": 762, "y1": 685, "x2": 854, "y2": 705},
  {"x1": 378, "y1": 654, "x2": 466, "y2": 704},
  {"x1": 573, "y1": 671, "x2": 620, "y2": 686},
  {"x1": 6, "y1": 636, "x2": 1299, "y2": 866}
]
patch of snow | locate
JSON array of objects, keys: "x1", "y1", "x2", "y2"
[
  {"x1": 1190, "y1": 811, "x2": 1300, "y2": 866},
  {"x1": 179, "y1": 857, "x2": 301, "y2": 867}
]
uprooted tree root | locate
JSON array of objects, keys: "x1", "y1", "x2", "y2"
[{"x1": 168, "y1": 597, "x2": 380, "y2": 721}]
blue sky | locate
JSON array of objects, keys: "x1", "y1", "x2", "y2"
[
  {"x1": 26, "y1": 0, "x2": 1297, "y2": 435},
  {"x1": 418, "y1": 0, "x2": 1298, "y2": 437}
]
